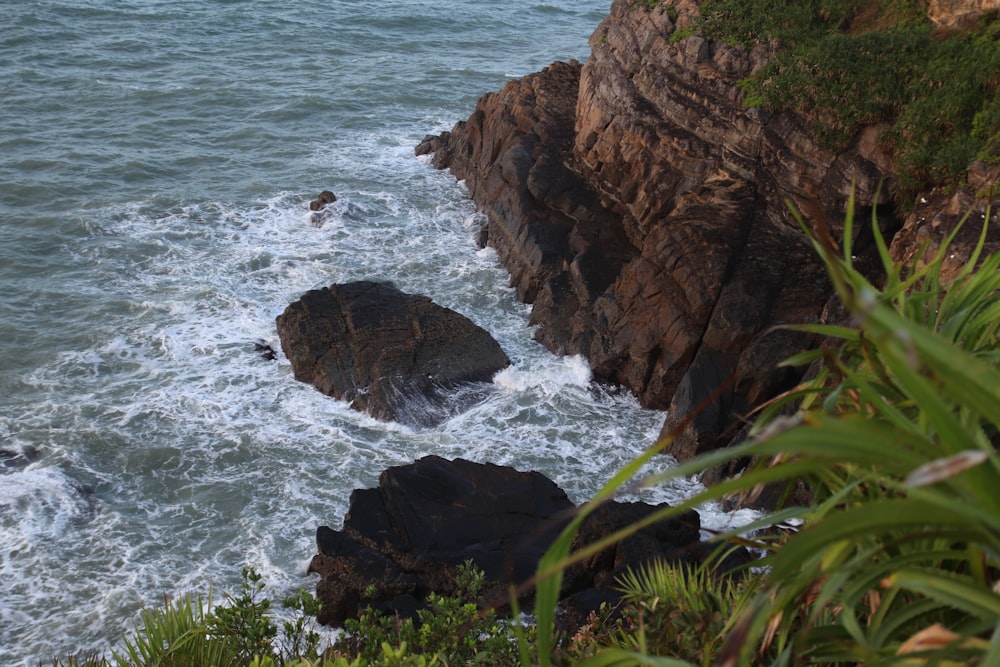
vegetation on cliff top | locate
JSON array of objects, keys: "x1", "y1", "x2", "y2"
[{"x1": 697, "y1": 0, "x2": 1000, "y2": 204}]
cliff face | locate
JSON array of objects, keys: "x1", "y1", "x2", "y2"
[
  {"x1": 417, "y1": 0, "x2": 998, "y2": 460},
  {"x1": 927, "y1": 0, "x2": 1000, "y2": 30}
]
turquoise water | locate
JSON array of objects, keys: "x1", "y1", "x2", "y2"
[{"x1": 0, "y1": 2, "x2": 741, "y2": 663}]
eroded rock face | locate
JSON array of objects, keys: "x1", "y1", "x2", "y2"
[
  {"x1": 418, "y1": 0, "x2": 898, "y2": 459},
  {"x1": 890, "y1": 162, "x2": 1000, "y2": 280},
  {"x1": 927, "y1": 0, "x2": 1000, "y2": 30},
  {"x1": 276, "y1": 281, "x2": 509, "y2": 426},
  {"x1": 308, "y1": 456, "x2": 709, "y2": 628}
]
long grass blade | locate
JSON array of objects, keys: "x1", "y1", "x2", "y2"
[
  {"x1": 577, "y1": 648, "x2": 697, "y2": 667},
  {"x1": 889, "y1": 569, "x2": 1000, "y2": 620}
]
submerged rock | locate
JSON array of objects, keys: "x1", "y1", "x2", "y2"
[{"x1": 275, "y1": 281, "x2": 509, "y2": 426}]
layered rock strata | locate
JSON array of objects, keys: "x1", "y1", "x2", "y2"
[{"x1": 417, "y1": 0, "x2": 898, "y2": 459}]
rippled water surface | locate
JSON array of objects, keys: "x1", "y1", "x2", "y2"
[{"x1": 0, "y1": 2, "x2": 746, "y2": 663}]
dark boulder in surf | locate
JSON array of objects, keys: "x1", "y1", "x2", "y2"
[
  {"x1": 308, "y1": 456, "x2": 724, "y2": 631},
  {"x1": 0, "y1": 447, "x2": 41, "y2": 472},
  {"x1": 275, "y1": 281, "x2": 510, "y2": 426},
  {"x1": 308, "y1": 190, "x2": 337, "y2": 211}
]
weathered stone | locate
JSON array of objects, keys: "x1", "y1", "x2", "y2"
[
  {"x1": 890, "y1": 161, "x2": 1000, "y2": 279},
  {"x1": 309, "y1": 190, "x2": 337, "y2": 211},
  {"x1": 309, "y1": 456, "x2": 718, "y2": 630},
  {"x1": 419, "y1": 0, "x2": 898, "y2": 460},
  {"x1": 927, "y1": 0, "x2": 1000, "y2": 31},
  {"x1": 276, "y1": 281, "x2": 509, "y2": 426}
]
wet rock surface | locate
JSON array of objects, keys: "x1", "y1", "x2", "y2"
[{"x1": 276, "y1": 281, "x2": 509, "y2": 427}]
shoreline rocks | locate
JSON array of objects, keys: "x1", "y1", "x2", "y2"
[
  {"x1": 308, "y1": 456, "x2": 726, "y2": 629},
  {"x1": 417, "y1": 0, "x2": 998, "y2": 462},
  {"x1": 276, "y1": 281, "x2": 509, "y2": 427}
]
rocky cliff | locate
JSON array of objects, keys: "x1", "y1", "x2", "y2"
[{"x1": 417, "y1": 0, "x2": 999, "y2": 461}]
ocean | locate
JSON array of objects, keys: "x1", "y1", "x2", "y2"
[{"x1": 0, "y1": 1, "x2": 744, "y2": 663}]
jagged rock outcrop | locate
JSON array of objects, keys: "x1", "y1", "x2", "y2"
[
  {"x1": 927, "y1": 0, "x2": 1000, "y2": 30},
  {"x1": 276, "y1": 281, "x2": 509, "y2": 426},
  {"x1": 417, "y1": 0, "x2": 898, "y2": 460},
  {"x1": 308, "y1": 456, "x2": 711, "y2": 628},
  {"x1": 890, "y1": 161, "x2": 1000, "y2": 281}
]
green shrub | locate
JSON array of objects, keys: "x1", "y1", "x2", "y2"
[
  {"x1": 206, "y1": 568, "x2": 278, "y2": 663},
  {"x1": 563, "y1": 561, "x2": 754, "y2": 667},
  {"x1": 330, "y1": 560, "x2": 525, "y2": 666},
  {"x1": 698, "y1": 0, "x2": 1000, "y2": 205},
  {"x1": 51, "y1": 568, "x2": 329, "y2": 667},
  {"x1": 111, "y1": 592, "x2": 233, "y2": 667},
  {"x1": 723, "y1": 202, "x2": 1000, "y2": 664},
  {"x1": 697, "y1": 0, "x2": 868, "y2": 47}
]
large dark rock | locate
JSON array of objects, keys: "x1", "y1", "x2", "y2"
[
  {"x1": 308, "y1": 456, "x2": 716, "y2": 630},
  {"x1": 276, "y1": 281, "x2": 510, "y2": 426},
  {"x1": 417, "y1": 0, "x2": 905, "y2": 460}
]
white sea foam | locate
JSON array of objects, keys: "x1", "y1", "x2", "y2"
[
  {"x1": 494, "y1": 354, "x2": 593, "y2": 393},
  {"x1": 0, "y1": 148, "x2": 759, "y2": 661}
]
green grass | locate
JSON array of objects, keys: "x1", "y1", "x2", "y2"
[
  {"x1": 694, "y1": 0, "x2": 1000, "y2": 206},
  {"x1": 527, "y1": 198, "x2": 1000, "y2": 665}
]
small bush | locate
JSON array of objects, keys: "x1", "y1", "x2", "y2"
[
  {"x1": 698, "y1": 0, "x2": 1000, "y2": 205},
  {"x1": 51, "y1": 568, "x2": 329, "y2": 667},
  {"x1": 207, "y1": 568, "x2": 278, "y2": 663},
  {"x1": 563, "y1": 560, "x2": 753, "y2": 666},
  {"x1": 330, "y1": 560, "x2": 526, "y2": 666}
]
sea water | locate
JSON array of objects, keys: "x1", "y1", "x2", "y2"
[{"x1": 0, "y1": 2, "x2": 749, "y2": 663}]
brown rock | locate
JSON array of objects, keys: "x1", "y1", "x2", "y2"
[
  {"x1": 890, "y1": 162, "x2": 1000, "y2": 280},
  {"x1": 276, "y1": 281, "x2": 509, "y2": 426},
  {"x1": 309, "y1": 190, "x2": 337, "y2": 211},
  {"x1": 927, "y1": 0, "x2": 1000, "y2": 30},
  {"x1": 420, "y1": 0, "x2": 898, "y2": 460}
]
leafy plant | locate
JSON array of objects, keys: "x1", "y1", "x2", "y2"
[
  {"x1": 563, "y1": 560, "x2": 753, "y2": 666},
  {"x1": 207, "y1": 568, "x2": 279, "y2": 663},
  {"x1": 331, "y1": 560, "x2": 525, "y2": 666},
  {"x1": 111, "y1": 592, "x2": 233, "y2": 667},
  {"x1": 50, "y1": 567, "x2": 331, "y2": 667},
  {"x1": 714, "y1": 200, "x2": 1000, "y2": 665},
  {"x1": 527, "y1": 199, "x2": 1000, "y2": 665},
  {"x1": 697, "y1": 0, "x2": 1000, "y2": 205}
]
